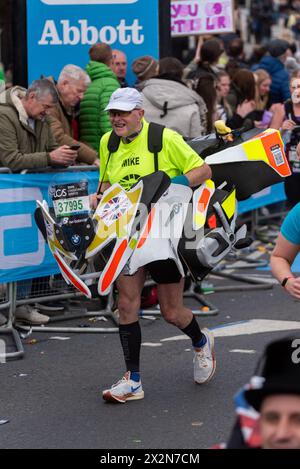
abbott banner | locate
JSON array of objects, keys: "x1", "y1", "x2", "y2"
[
  {"x1": 0, "y1": 172, "x2": 98, "y2": 284},
  {"x1": 27, "y1": 0, "x2": 159, "y2": 85}
]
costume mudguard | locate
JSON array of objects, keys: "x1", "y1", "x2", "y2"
[
  {"x1": 36, "y1": 126, "x2": 290, "y2": 296},
  {"x1": 189, "y1": 128, "x2": 289, "y2": 200}
]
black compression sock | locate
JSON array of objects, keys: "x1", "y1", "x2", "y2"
[
  {"x1": 119, "y1": 321, "x2": 141, "y2": 373},
  {"x1": 181, "y1": 316, "x2": 203, "y2": 347}
]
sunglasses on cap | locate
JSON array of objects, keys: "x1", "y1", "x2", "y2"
[{"x1": 108, "y1": 108, "x2": 141, "y2": 117}]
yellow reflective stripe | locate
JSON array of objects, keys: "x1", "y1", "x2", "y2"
[
  {"x1": 195, "y1": 212, "x2": 205, "y2": 228},
  {"x1": 206, "y1": 179, "x2": 215, "y2": 189},
  {"x1": 221, "y1": 189, "x2": 236, "y2": 220},
  {"x1": 242, "y1": 139, "x2": 269, "y2": 164},
  {"x1": 129, "y1": 238, "x2": 138, "y2": 250}
]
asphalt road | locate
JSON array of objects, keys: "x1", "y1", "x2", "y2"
[{"x1": 1, "y1": 274, "x2": 300, "y2": 449}]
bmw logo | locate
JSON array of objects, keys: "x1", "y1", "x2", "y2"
[{"x1": 71, "y1": 234, "x2": 81, "y2": 245}]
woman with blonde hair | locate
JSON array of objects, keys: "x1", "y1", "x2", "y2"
[
  {"x1": 252, "y1": 69, "x2": 284, "y2": 129},
  {"x1": 254, "y1": 69, "x2": 271, "y2": 112}
]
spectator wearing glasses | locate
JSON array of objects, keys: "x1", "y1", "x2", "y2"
[
  {"x1": 0, "y1": 79, "x2": 79, "y2": 326},
  {"x1": 0, "y1": 78, "x2": 78, "y2": 171}
]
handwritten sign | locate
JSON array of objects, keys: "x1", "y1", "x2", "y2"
[{"x1": 171, "y1": 0, "x2": 234, "y2": 36}]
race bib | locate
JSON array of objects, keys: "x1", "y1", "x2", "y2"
[{"x1": 51, "y1": 181, "x2": 90, "y2": 218}]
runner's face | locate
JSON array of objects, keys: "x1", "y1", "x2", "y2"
[{"x1": 109, "y1": 108, "x2": 144, "y2": 137}]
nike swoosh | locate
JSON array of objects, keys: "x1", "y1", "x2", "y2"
[{"x1": 131, "y1": 385, "x2": 141, "y2": 393}]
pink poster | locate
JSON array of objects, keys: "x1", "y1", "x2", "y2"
[{"x1": 171, "y1": 0, "x2": 234, "y2": 36}]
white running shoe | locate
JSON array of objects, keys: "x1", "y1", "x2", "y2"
[
  {"x1": 193, "y1": 328, "x2": 216, "y2": 384},
  {"x1": 15, "y1": 305, "x2": 49, "y2": 325},
  {"x1": 102, "y1": 371, "x2": 144, "y2": 403}
]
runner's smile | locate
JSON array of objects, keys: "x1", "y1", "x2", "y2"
[{"x1": 109, "y1": 108, "x2": 144, "y2": 138}]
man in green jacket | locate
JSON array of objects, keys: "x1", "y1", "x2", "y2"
[
  {"x1": 79, "y1": 43, "x2": 120, "y2": 152},
  {"x1": 0, "y1": 79, "x2": 78, "y2": 171}
]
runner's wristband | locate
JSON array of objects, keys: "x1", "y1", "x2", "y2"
[
  {"x1": 281, "y1": 277, "x2": 293, "y2": 287},
  {"x1": 171, "y1": 175, "x2": 189, "y2": 186}
]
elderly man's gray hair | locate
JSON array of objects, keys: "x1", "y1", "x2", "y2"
[
  {"x1": 58, "y1": 64, "x2": 91, "y2": 85},
  {"x1": 26, "y1": 79, "x2": 58, "y2": 102}
]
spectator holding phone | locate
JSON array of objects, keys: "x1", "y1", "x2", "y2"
[
  {"x1": 0, "y1": 79, "x2": 79, "y2": 325},
  {"x1": 253, "y1": 69, "x2": 285, "y2": 130},
  {"x1": 254, "y1": 69, "x2": 272, "y2": 121},
  {"x1": 0, "y1": 78, "x2": 78, "y2": 171}
]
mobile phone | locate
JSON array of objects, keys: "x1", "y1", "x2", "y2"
[
  {"x1": 69, "y1": 144, "x2": 80, "y2": 150},
  {"x1": 261, "y1": 110, "x2": 273, "y2": 126}
]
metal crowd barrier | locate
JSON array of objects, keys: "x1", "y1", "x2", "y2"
[
  {"x1": 0, "y1": 168, "x2": 24, "y2": 360},
  {"x1": 0, "y1": 165, "x2": 287, "y2": 359},
  {"x1": 17, "y1": 165, "x2": 119, "y2": 335},
  {"x1": 15, "y1": 273, "x2": 119, "y2": 334},
  {"x1": 0, "y1": 282, "x2": 24, "y2": 361},
  {"x1": 0, "y1": 166, "x2": 118, "y2": 360}
]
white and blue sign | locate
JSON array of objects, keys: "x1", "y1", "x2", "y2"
[
  {"x1": 0, "y1": 172, "x2": 98, "y2": 284},
  {"x1": 27, "y1": 0, "x2": 159, "y2": 85}
]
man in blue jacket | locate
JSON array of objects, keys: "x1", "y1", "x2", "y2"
[{"x1": 252, "y1": 39, "x2": 291, "y2": 104}]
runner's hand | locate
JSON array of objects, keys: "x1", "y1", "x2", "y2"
[
  {"x1": 284, "y1": 277, "x2": 300, "y2": 300},
  {"x1": 90, "y1": 192, "x2": 102, "y2": 210}
]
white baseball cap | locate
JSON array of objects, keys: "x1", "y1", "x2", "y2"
[{"x1": 105, "y1": 87, "x2": 143, "y2": 111}]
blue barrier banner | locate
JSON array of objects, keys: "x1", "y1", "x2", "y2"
[
  {"x1": 0, "y1": 172, "x2": 98, "y2": 284},
  {"x1": 238, "y1": 182, "x2": 286, "y2": 214},
  {"x1": 27, "y1": 0, "x2": 159, "y2": 86}
]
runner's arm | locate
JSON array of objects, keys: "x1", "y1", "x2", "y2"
[
  {"x1": 91, "y1": 181, "x2": 111, "y2": 209},
  {"x1": 270, "y1": 233, "x2": 300, "y2": 299},
  {"x1": 184, "y1": 163, "x2": 212, "y2": 187}
]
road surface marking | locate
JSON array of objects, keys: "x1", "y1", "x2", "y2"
[{"x1": 161, "y1": 319, "x2": 300, "y2": 342}]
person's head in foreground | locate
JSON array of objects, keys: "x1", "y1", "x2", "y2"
[{"x1": 245, "y1": 336, "x2": 300, "y2": 449}]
